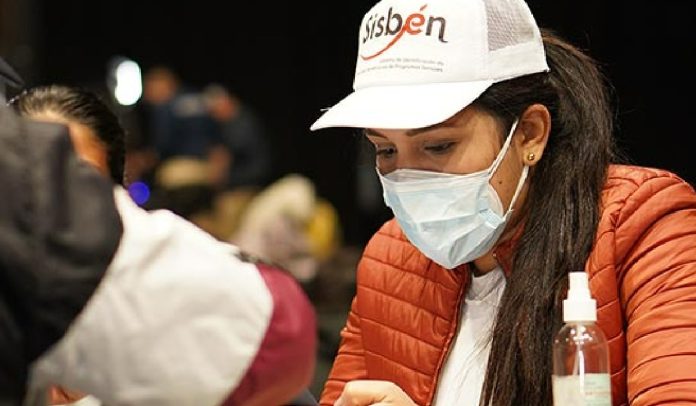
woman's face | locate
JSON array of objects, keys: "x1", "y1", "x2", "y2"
[
  {"x1": 365, "y1": 105, "x2": 530, "y2": 217},
  {"x1": 30, "y1": 110, "x2": 109, "y2": 178}
]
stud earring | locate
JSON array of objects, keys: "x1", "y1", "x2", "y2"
[{"x1": 526, "y1": 152, "x2": 536, "y2": 162}]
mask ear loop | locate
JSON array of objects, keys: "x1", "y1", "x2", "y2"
[
  {"x1": 487, "y1": 119, "x2": 519, "y2": 176},
  {"x1": 505, "y1": 165, "x2": 529, "y2": 215},
  {"x1": 488, "y1": 119, "x2": 529, "y2": 215}
]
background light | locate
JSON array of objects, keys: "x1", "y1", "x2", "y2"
[
  {"x1": 128, "y1": 181, "x2": 150, "y2": 205},
  {"x1": 109, "y1": 57, "x2": 142, "y2": 106}
]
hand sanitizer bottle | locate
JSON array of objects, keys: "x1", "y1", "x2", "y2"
[{"x1": 552, "y1": 271, "x2": 612, "y2": 405}]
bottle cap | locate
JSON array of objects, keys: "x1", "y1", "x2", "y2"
[{"x1": 563, "y1": 271, "x2": 597, "y2": 322}]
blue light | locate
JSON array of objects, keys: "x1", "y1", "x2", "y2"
[{"x1": 128, "y1": 181, "x2": 150, "y2": 205}]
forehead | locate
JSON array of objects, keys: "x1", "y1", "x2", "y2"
[
  {"x1": 29, "y1": 110, "x2": 69, "y2": 125},
  {"x1": 365, "y1": 106, "x2": 501, "y2": 138}
]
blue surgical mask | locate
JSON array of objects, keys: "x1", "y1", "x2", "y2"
[{"x1": 377, "y1": 120, "x2": 528, "y2": 269}]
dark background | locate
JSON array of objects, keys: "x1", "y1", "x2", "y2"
[{"x1": 2, "y1": 0, "x2": 694, "y2": 246}]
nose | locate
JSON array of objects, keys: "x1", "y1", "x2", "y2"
[
  {"x1": 394, "y1": 148, "x2": 432, "y2": 172},
  {"x1": 378, "y1": 150, "x2": 425, "y2": 175}
]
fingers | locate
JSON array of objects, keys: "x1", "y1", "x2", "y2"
[
  {"x1": 334, "y1": 380, "x2": 414, "y2": 406},
  {"x1": 335, "y1": 380, "x2": 387, "y2": 406}
]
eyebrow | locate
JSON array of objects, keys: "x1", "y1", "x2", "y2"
[{"x1": 364, "y1": 121, "x2": 458, "y2": 138}]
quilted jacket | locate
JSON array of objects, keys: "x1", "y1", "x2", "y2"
[{"x1": 320, "y1": 165, "x2": 696, "y2": 406}]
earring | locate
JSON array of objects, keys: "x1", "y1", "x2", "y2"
[{"x1": 526, "y1": 152, "x2": 536, "y2": 162}]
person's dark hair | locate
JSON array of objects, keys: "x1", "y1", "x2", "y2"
[
  {"x1": 9, "y1": 85, "x2": 126, "y2": 184},
  {"x1": 473, "y1": 30, "x2": 617, "y2": 405}
]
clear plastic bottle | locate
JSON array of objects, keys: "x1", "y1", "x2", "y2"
[{"x1": 552, "y1": 271, "x2": 611, "y2": 406}]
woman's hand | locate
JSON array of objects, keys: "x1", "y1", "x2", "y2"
[{"x1": 334, "y1": 380, "x2": 418, "y2": 406}]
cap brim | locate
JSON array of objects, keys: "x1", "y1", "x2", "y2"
[{"x1": 310, "y1": 80, "x2": 493, "y2": 131}]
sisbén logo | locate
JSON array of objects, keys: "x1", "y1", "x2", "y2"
[{"x1": 360, "y1": 4, "x2": 447, "y2": 61}]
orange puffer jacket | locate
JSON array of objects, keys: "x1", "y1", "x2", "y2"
[{"x1": 320, "y1": 165, "x2": 696, "y2": 406}]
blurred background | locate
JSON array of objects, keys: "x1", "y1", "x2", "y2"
[{"x1": 1, "y1": 0, "x2": 694, "y2": 398}]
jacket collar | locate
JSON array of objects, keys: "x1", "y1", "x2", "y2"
[{"x1": 491, "y1": 222, "x2": 525, "y2": 276}]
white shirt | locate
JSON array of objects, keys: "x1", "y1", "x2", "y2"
[{"x1": 433, "y1": 267, "x2": 506, "y2": 406}]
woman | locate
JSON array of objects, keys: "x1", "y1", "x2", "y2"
[
  {"x1": 310, "y1": 0, "x2": 696, "y2": 405},
  {"x1": 11, "y1": 86, "x2": 125, "y2": 405},
  {"x1": 8, "y1": 85, "x2": 317, "y2": 406},
  {"x1": 11, "y1": 86, "x2": 124, "y2": 405}
]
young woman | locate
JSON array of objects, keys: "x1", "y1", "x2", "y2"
[{"x1": 310, "y1": 0, "x2": 696, "y2": 404}]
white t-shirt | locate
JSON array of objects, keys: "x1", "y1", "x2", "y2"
[{"x1": 432, "y1": 267, "x2": 506, "y2": 406}]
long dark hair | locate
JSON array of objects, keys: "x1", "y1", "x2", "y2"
[
  {"x1": 9, "y1": 85, "x2": 126, "y2": 184},
  {"x1": 474, "y1": 30, "x2": 617, "y2": 405}
]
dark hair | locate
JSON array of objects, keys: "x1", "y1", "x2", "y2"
[
  {"x1": 473, "y1": 30, "x2": 617, "y2": 405},
  {"x1": 9, "y1": 85, "x2": 126, "y2": 184}
]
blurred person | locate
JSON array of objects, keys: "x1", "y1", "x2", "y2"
[
  {"x1": 203, "y1": 83, "x2": 272, "y2": 190},
  {"x1": 309, "y1": 0, "x2": 696, "y2": 405},
  {"x1": 229, "y1": 173, "x2": 343, "y2": 402},
  {"x1": 10, "y1": 84, "x2": 126, "y2": 404},
  {"x1": 141, "y1": 66, "x2": 228, "y2": 185},
  {"x1": 141, "y1": 65, "x2": 219, "y2": 159},
  {"x1": 230, "y1": 174, "x2": 341, "y2": 287},
  {"x1": 1, "y1": 64, "x2": 317, "y2": 406},
  {"x1": 145, "y1": 157, "x2": 219, "y2": 235}
]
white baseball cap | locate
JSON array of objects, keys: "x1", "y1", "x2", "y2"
[{"x1": 310, "y1": 0, "x2": 549, "y2": 130}]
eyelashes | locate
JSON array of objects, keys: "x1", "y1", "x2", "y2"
[
  {"x1": 374, "y1": 142, "x2": 456, "y2": 158},
  {"x1": 425, "y1": 142, "x2": 455, "y2": 154},
  {"x1": 375, "y1": 147, "x2": 396, "y2": 158}
]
